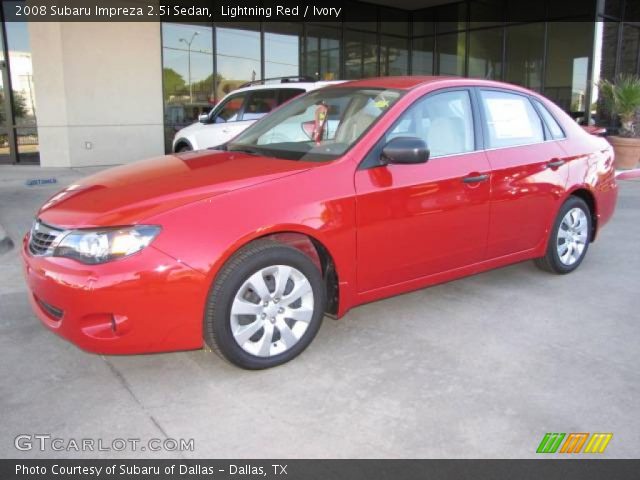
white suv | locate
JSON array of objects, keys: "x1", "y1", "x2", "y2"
[{"x1": 172, "y1": 76, "x2": 342, "y2": 152}]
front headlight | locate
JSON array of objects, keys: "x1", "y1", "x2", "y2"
[{"x1": 53, "y1": 225, "x2": 161, "y2": 264}]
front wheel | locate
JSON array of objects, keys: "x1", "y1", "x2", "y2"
[
  {"x1": 204, "y1": 240, "x2": 326, "y2": 369},
  {"x1": 535, "y1": 196, "x2": 592, "y2": 274}
]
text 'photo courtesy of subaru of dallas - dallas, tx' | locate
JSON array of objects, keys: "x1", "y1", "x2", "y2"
[{"x1": 22, "y1": 77, "x2": 617, "y2": 369}]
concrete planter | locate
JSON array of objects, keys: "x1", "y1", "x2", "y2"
[{"x1": 607, "y1": 136, "x2": 640, "y2": 170}]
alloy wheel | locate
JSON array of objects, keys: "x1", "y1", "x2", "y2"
[
  {"x1": 230, "y1": 265, "x2": 314, "y2": 357},
  {"x1": 556, "y1": 207, "x2": 588, "y2": 266}
]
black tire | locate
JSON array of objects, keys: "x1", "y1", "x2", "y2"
[
  {"x1": 204, "y1": 240, "x2": 326, "y2": 369},
  {"x1": 535, "y1": 196, "x2": 592, "y2": 274},
  {"x1": 176, "y1": 143, "x2": 192, "y2": 153}
]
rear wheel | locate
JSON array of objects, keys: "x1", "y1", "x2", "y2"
[
  {"x1": 535, "y1": 196, "x2": 591, "y2": 274},
  {"x1": 204, "y1": 240, "x2": 326, "y2": 369}
]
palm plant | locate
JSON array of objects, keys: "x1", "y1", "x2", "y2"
[{"x1": 599, "y1": 74, "x2": 640, "y2": 137}]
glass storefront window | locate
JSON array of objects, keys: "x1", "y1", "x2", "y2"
[
  {"x1": 1, "y1": 1, "x2": 39, "y2": 163},
  {"x1": 468, "y1": 28, "x2": 503, "y2": 79},
  {"x1": 545, "y1": 22, "x2": 593, "y2": 122},
  {"x1": 437, "y1": 32, "x2": 466, "y2": 76},
  {"x1": 436, "y1": 3, "x2": 467, "y2": 34},
  {"x1": 345, "y1": 30, "x2": 378, "y2": 79},
  {"x1": 161, "y1": 23, "x2": 214, "y2": 153},
  {"x1": 304, "y1": 25, "x2": 340, "y2": 80},
  {"x1": 412, "y1": 10, "x2": 435, "y2": 37},
  {"x1": 469, "y1": 0, "x2": 504, "y2": 29},
  {"x1": 344, "y1": 1, "x2": 378, "y2": 32},
  {"x1": 600, "y1": 22, "x2": 619, "y2": 80},
  {"x1": 380, "y1": 36, "x2": 409, "y2": 76},
  {"x1": 620, "y1": 24, "x2": 640, "y2": 75},
  {"x1": 380, "y1": 8, "x2": 410, "y2": 37},
  {"x1": 505, "y1": 23, "x2": 545, "y2": 92},
  {"x1": 412, "y1": 37, "x2": 434, "y2": 75},
  {"x1": 216, "y1": 25, "x2": 261, "y2": 94},
  {"x1": 264, "y1": 23, "x2": 302, "y2": 79}
]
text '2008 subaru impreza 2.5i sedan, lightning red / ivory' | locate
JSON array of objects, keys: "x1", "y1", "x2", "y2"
[{"x1": 22, "y1": 77, "x2": 618, "y2": 369}]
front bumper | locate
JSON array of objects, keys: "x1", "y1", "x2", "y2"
[{"x1": 21, "y1": 235, "x2": 207, "y2": 354}]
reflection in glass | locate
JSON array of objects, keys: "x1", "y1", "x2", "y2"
[
  {"x1": 162, "y1": 23, "x2": 214, "y2": 153},
  {"x1": 265, "y1": 23, "x2": 302, "y2": 79},
  {"x1": 380, "y1": 8, "x2": 410, "y2": 36},
  {"x1": 505, "y1": 23, "x2": 545, "y2": 92},
  {"x1": 412, "y1": 10, "x2": 435, "y2": 37},
  {"x1": 345, "y1": 30, "x2": 378, "y2": 79},
  {"x1": 412, "y1": 37, "x2": 434, "y2": 75},
  {"x1": 304, "y1": 26, "x2": 340, "y2": 80},
  {"x1": 469, "y1": 28, "x2": 503, "y2": 79},
  {"x1": 620, "y1": 24, "x2": 640, "y2": 75},
  {"x1": 216, "y1": 25, "x2": 261, "y2": 95},
  {"x1": 600, "y1": 22, "x2": 619, "y2": 80},
  {"x1": 2, "y1": 7, "x2": 39, "y2": 163},
  {"x1": 436, "y1": 3, "x2": 467, "y2": 34},
  {"x1": 380, "y1": 36, "x2": 409, "y2": 76},
  {"x1": 344, "y1": 1, "x2": 378, "y2": 32},
  {"x1": 437, "y1": 32, "x2": 466, "y2": 76},
  {"x1": 545, "y1": 22, "x2": 593, "y2": 121},
  {"x1": 469, "y1": 0, "x2": 504, "y2": 29}
]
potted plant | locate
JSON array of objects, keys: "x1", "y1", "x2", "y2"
[{"x1": 599, "y1": 74, "x2": 640, "y2": 170}]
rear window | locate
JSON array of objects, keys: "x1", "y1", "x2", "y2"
[{"x1": 242, "y1": 90, "x2": 280, "y2": 121}]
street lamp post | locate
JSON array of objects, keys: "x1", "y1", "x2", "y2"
[{"x1": 179, "y1": 31, "x2": 199, "y2": 104}]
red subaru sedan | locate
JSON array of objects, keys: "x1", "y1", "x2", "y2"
[{"x1": 22, "y1": 77, "x2": 617, "y2": 369}]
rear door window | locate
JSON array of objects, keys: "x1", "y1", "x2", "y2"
[
  {"x1": 479, "y1": 90, "x2": 545, "y2": 148},
  {"x1": 278, "y1": 88, "x2": 306, "y2": 105},
  {"x1": 242, "y1": 89, "x2": 280, "y2": 121}
]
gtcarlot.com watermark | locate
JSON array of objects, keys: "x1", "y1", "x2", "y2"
[{"x1": 15, "y1": 434, "x2": 195, "y2": 453}]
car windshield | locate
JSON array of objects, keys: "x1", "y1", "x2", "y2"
[{"x1": 226, "y1": 87, "x2": 403, "y2": 162}]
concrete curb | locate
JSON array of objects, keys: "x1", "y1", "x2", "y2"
[
  {"x1": 0, "y1": 223, "x2": 14, "y2": 255},
  {"x1": 616, "y1": 168, "x2": 640, "y2": 181}
]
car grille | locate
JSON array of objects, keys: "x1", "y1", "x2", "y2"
[{"x1": 28, "y1": 220, "x2": 64, "y2": 256}]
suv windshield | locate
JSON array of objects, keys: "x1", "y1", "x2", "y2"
[{"x1": 227, "y1": 87, "x2": 402, "y2": 162}]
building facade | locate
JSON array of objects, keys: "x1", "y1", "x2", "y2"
[{"x1": 0, "y1": 0, "x2": 638, "y2": 167}]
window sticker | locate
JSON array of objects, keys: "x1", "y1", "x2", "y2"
[{"x1": 485, "y1": 98, "x2": 534, "y2": 139}]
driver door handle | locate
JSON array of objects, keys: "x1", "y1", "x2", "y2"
[
  {"x1": 462, "y1": 173, "x2": 490, "y2": 184},
  {"x1": 546, "y1": 159, "x2": 565, "y2": 168}
]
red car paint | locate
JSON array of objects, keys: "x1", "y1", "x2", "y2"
[{"x1": 22, "y1": 77, "x2": 618, "y2": 354}]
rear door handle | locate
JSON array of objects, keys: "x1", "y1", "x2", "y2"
[
  {"x1": 546, "y1": 159, "x2": 565, "y2": 168},
  {"x1": 462, "y1": 173, "x2": 490, "y2": 184}
]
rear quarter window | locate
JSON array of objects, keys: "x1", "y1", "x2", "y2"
[{"x1": 533, "y1": 99, "x2": 566, "y2": 140}]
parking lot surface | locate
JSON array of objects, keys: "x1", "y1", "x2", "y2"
[{"x1": 1, "y1": 165, "x2": 639, "y2": 458}]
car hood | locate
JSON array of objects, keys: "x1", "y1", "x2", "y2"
[
  {"x1": 175, "y1": 121, "x2": 206, "y2": 138},
  {"x1": 37, "y1": 150, "x2": 312, "y2": 228}
]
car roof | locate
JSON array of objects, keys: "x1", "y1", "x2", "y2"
[
  {"x1": 230, "y1": 81, "x2": 344, "y2": 95},
  {"x1": 336, "y1": 76, "x2": 535, "y2": 93}
]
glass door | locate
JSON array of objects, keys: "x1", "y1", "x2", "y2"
[{"x1": 0, "y1": 1, "x2": 40, "y2": 164}]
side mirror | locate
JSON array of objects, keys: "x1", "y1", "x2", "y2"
[
  {"x1": 381, "y1": 137, "x2": 429, "y2": 165},
  {"x1": 198, "y1": 113, "x2": 210, "y2": 124}
]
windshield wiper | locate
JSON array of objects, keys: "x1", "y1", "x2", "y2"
[{"x1": 227, "y1": 145, "x2": 262, "y2": 156}]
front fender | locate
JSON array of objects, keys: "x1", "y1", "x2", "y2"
[{"x1": 145, "y1": 162, "x2": 359, "y2": 317}]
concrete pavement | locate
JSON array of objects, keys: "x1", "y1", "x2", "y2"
[{"x1": 1, "y1": 164, "x2": 639, "y2": 459}]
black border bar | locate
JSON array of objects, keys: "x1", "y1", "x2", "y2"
[
  {"x1": 0, "y1": 0, "x2": 610, "y2": 23},
  {"x1": 2, "y1": 459, "x2": 640, "y2": 480}
]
